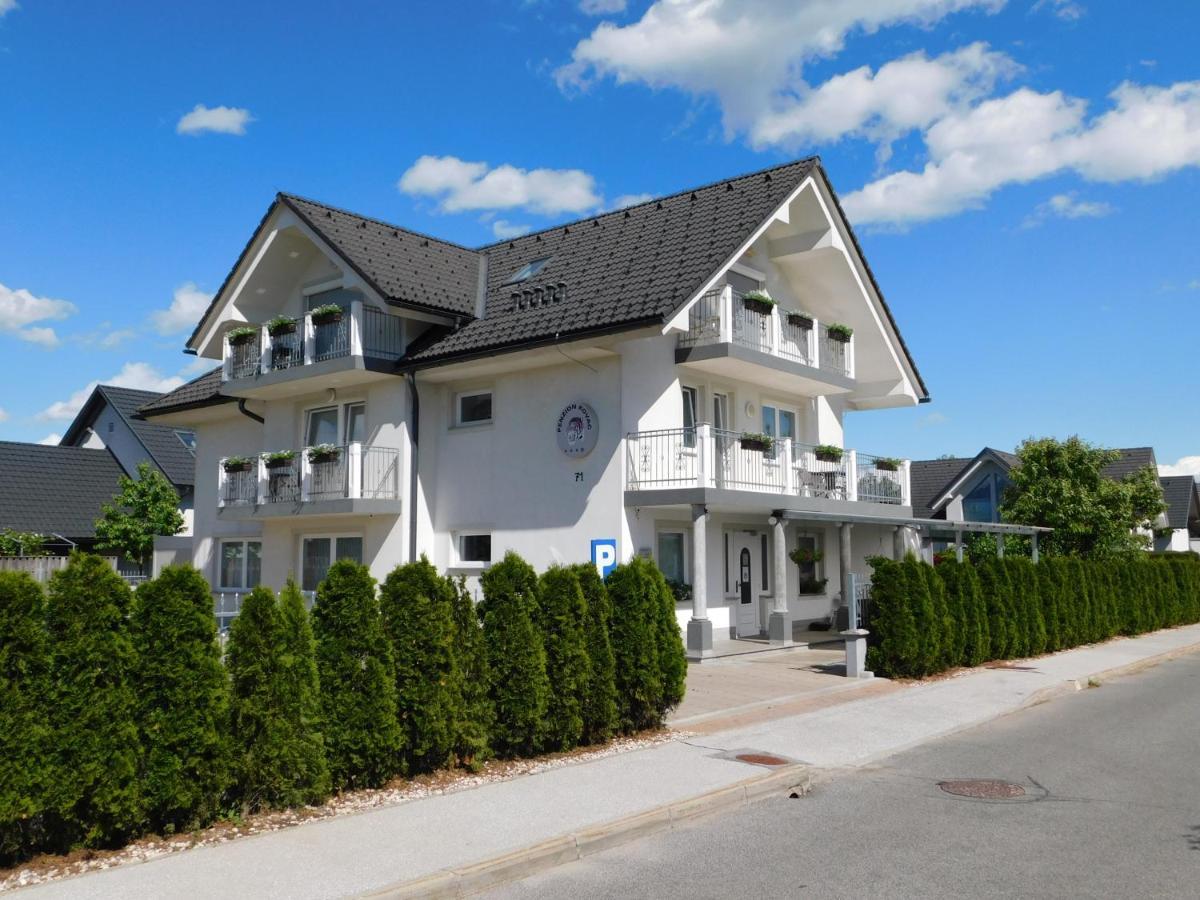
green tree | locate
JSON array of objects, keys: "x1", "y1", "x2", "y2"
[
  {"x1": 94, "y1": 463, "x2": 184, "y2": 570},
  {"x1": 380, "y1": 558, "x2": 459, "y2": 775},
  {"x1": 536, "y1": 566, "x2": 590, "y2": 752},
  {"x1": 312, "y1": 561, "x2": 401, "y2": 790},
  {"x1": 480, "y1": 552, "x2": 549, "y2": 757},
  {"x1": 0, "y1": 529, "x2": 49, "y2": 557},
  {"x1": 0, "y1": 572, "x2": 52, "y2": 864},
  {"x1": 865, "y1": 557, "x2": 919, "y2": 678},
  {"x1": 276, "y1": 582, "x2": 332, "y2": 801},
  {"x1": 569, "y1": 564, "x2": 618, "y2": 745},
  {"x1": 448, "y1": 576, "x2": 492, "y2": 768},
  {"x1": 45, "y1": 553, "x2": 142, "y2": 848},
  {"x1": 1001, "y1": 437, "x2": 1166, "y2": 559}
]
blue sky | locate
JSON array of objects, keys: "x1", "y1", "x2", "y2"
[{"x1": 1, "y1": 0, "x2": 1197, "y2": 472}]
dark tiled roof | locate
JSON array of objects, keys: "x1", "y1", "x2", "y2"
[
  {"x1": 405, "y1": 158, "x2": 821, "y2": 364},
  {"x1": 1159, "y1": 475, "x2": 1200, "y2": 529},
  {"x1": 910, "y1": 458, "x2": 972, "y2": 518},
  {"x1": 138, "y1": 367, "x2": 229, "y2": 417},
  {"x1": 0, "y1": 443, "x2": 125, "y2": 540},
  {"x1": 1102, "y1": 447, "x2": 1157, "y2": 481}
]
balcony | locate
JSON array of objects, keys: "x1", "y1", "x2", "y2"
[
  {"x1": 221, "y1": 301, "x2": 404, "y2": 398},
  {"x1": 217, "y1": 443, "x2": 402, "y2": 519},
  {"x1": 625, "y1": 426, "x2": 909, "y2": 508},
  {"x1": 676, "y1": 287, "x2": 855, "y2": 395}
]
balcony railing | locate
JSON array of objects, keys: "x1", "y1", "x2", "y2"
[
  {"x1": 221, "y1": 301, "x2": 404, "y2": 382},
  {"x1": 678, "y1": 286, "x2": 855, "y2": 378},
  {"x1": 625, "y1": 426, "x2": 909, "y2": 505},
  {"x1": 218, "y1": 443, "x2": 401, "y2": 508}
]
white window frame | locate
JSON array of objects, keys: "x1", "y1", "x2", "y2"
[
  {"x1": 453, "y1": 389, "x2": 494, "y2": 428},
  {"x1": 218, "y1": 539, "x2": 262, "y2": 591},
  {"x1": 298, "y1": 532, "x2": 364, "y2": 593},
  {"x1": 793, "y1": 531, "x2": 823, "y2": 583},
  {"x1": 454, "y1": 531, "x2": 493, "y2": 568},
  {"x1": 302, "y1": 399, "x2": 366, "y2": 448}
]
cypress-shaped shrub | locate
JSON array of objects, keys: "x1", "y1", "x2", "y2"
[
  {"x1": 923, "y1": 561, "x2": 957, "y2": 670},
  {"x1": 45, "y1": 553, "x2": 142, "y2": 849},
  {"x1": 536, "y1": 566, "x2": 590, "y2": 751},
  {"x1": 131, "y1": 566, "x2": 229, "y2": 834},
  {"x1": 650, "y1": 562, "x2": 688, "y2": 715},
  {"x1": 448, "y1": 576, "x2": 491, "y2": 768},
  {"x1": 959, "y1": 562, "x2": 991, "y2": 667},
  {"x1": 903, "y1": 558, "x2": 940, "y2": 675},
  {"x1": 276, "y1": 581, "x2": 331, "y2": 803},
  {"x1": 0, "y1": 572, "x2": 51, "y2": 865},
  {"x1": 976, "y1": 558, "x2": 1015, "y2": 659},
  {"x1": 312, "y1": 561, "x2": 401, "y2": 790},
  {"x1": 569, "y1": 563, "x2": 618, "y2": 745},
  {"x1": 606, "y1": 557, "x2": 666, "y2": 730},
  {"x1": 934, "y1": 561, "x2": 972, "y2": 669},
  {"x1": 1008, "y1": 559, "x2": 1047, "y2": 657},
  {"x1": 380, "y1": 558, "x2": 459, "y2": 775},
  {"x1": 1036, "y1": 559, "x2": 1064, "y2": 651},
  {"x1": 480, "y1": 552, "x2": 549, "y2": 757},
  {"x1": 865, "y1": 558, "x2": 918, "y2": 678}
]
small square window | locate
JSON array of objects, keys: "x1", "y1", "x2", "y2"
[
  {"x1": 504, "y1": 257, "x2": 551, "y2": 285},
  {"x1": 457, "y1": 391, "x2": 493, "y2": 425},
  {"x1": 175, "y1": 430, "x2": 197, "y2": 454},
  {"x1": 459, "y1": 533, "x2": 492, "y2": 564}
]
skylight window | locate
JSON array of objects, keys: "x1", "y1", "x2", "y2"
[
  {"x1": 504, "y1": 257, "x2": 551, "y2": 285},
  {"x1": 175, "y1": 430, "x2": 197, "y2": 454}
]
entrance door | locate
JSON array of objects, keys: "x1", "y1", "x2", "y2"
[{"x1": 731, "y1": 534, "x2": 760, "y2": 637}]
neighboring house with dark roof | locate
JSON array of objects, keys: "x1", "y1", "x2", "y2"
[
  {"x1": 1157, "y1": 475, "x2": 1200, "y2": 553},
  {"x1": 142, "y1": 156, "x2": 931, "y2": 652}
]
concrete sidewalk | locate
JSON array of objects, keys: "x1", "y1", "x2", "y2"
[{"x1": 19, "y1": 624, "x2": 1200, "y2": 900}]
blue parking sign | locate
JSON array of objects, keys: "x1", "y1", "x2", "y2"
[{"x1": 591, "y1": 539, "x2": 618, "y2": 578}]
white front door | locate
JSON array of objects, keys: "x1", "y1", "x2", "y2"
[{"x1": 731, "y1": 532, "x2": 761, "y2": 637}]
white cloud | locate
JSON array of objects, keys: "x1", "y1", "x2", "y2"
[
  {"x1": 580, "y1": 0, "x2": 627, "y2": 14},
  {"x1": 492, "y1": 219, "x2": 532, "y2": 240},
  {"x1": 0, "y1": 281, "x2": 77, "y2": 349},
  {"x1": 1022, "y1": 191, "x2": 1113, "y2": 227},
  {"x1": 98, "y1": 328, "x2": 137, "y2": 349},
  {"x1": 176, "y1": 104, "x2": 255, "y2": 136},
  {"x1": 0, "y1": 407, "x2": 7, "y2": 423},
  {"x1": 1033, "y1": 0, "x2": 1084, "y2": 20},
  {"x1": 844, "y1": 80, "x2": 1200, "y2": 226},
  {"x1": 611, "y1": 192, "x2": 654, "y2": 209},
  {"x1": 1160, "y1": 456, "x2": 1200, "y2": 478},
  {"x1": 0, "y1": 0, "x2": 18, "y2": 18},
  {"x1": 151, "y1": 282, "x2": 213, "y2": 335},
  {"x1": 18, "y1": 327, "x2": 60, "y2": 348},
  {"x1": 918, "y1": 411, "x2": 950, "y2": 427},
  {"x1": 38, "y1": 362, "x2": 186, "y2": 422},
  {"x1": 180, "y1": 357, "x2": 218, "y2": 377},
  {"x1": 1189, "y1": 279, "x2": 1200, "y2": 290},
  {"x1": 398, "y1": 155, "x2": 603, "y2": 216},
  {"x1": 37, "y1": 433, "x2": 62, "y2": 446}
]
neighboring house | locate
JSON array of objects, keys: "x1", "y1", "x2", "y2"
[
  {"x1": 140, "y1": 157, "x2": 937, "y2": 655},
  {"x1": 1157, "y1": 475, "x2": 1200, "y2": 553}
]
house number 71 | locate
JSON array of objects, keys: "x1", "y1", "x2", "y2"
[{"x1": 575, "y1": 472, "x2": 584, "y2": 482}]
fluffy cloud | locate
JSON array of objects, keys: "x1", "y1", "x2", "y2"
[
  {"x1": 611, "y1": 192, "x2": 654, "y2": 209},
  {"x1": 37, "y1": 433, "x2": 61, "y2": 446},
  {"x1": 0, "y1": 407, "x2": 8, "y2": 423},
  {"x1": 0, "y1": 0, "x2": 17, "y2": 18},
  {"x1": 0, "y1": 282, "x2": 77, "y2": 348},
  {"x1": 844, "y1": 81, "x2": 1200, "y2": 225},
  {"x1": 492, "y1": 220, "x2": 532, "y2": 240},
  {"x1": 1160, "y1": 456, "x2": 1200, "y2": 478},
  {"x1": 151, "y1": 282, "x2": 213, "y2": 335},
  {"x1": 398, "y1": 155, "x2": 602, "y2": 216},
  {"x1": 1022, "y1": 192, "x2": 1113, "y2": 228},
  {"x1": 176, "y1": 104, "x2": 255, "y2": 136},
  {"x1": 1034, "y1": 0, "x2": 1084, "y2": 20},
  {"x1": 38, "y1": 362, "x2": 186, "y2": 422},
  {"x1": 580, "y1": 0, "x2": 627, "y2": 14}
]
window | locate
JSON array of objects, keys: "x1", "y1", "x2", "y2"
[
  {"x1": 459, "y1": 533, "x2": 492, "y2": 564},
  {"x1": 306, "y1": 406, "x2": 339, "y2": 447},
  {"x1": 344, "y1": 403, "x2": 366, "y2": 444},
  {"x1": 456, "y1": 391, "x2": 493, "y2": 426},
  {"x1": 175, "y1": 430, "x2": 197, "y2": 454},
  {"x1": 657, "y1": 531, "x2": 686, "y2": 585},
  {"x1": 726, "y1": 270, "x2": 762, "y2": 294},
  {"x1": 301, "y1": 535, "x2": 363, "y2": 592},
  {"x1": 681, "y1": 385, "x2": 698, "y2": 448},
  {"x1": 504, "y1": 257, "x2": 552, "y2": 285},
  {"x1": 793, "y1": 533, "x2": 820, "y2": 582},
  {"x1": 219, "y1": 540, "x2": 262, "y2": 590}
]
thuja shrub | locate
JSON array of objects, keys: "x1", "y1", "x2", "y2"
[
  {"x1": 276, "y1": 581, "x2": 332, "y2": 803},
  {"x1": 380, "y1": 558, "x2": 460, "y2": 775},
  {"x1": 131, "y1": 566, "x2": 230, "y2": 834},
  {"x1": 45, "y1": 553, "x2": 142, "y2": 849},
  {"x1": 569, "y1": 563, "x2": 618, "y2": 745},
  {"x1": 448, "y1": 576, "x2": 491, "y2": 768},
  {"x1": 536, "y1": 566, "x2": 590, "y2": 752},
  {"x1": 0, "y1": 572, "x2": 52, "y2": 865},
  {"x1": 865, "y1": 557, "x2": 919, "y2": 679},
  {"x1": 651, "y1": 562, "x2": 688, "y2": 715},
  {"x1": 480, "y1": 552, "x2": 549, "y2": 757},
  {"x1": 312, "y1": 561, "x2": 402, "y2": 790}
]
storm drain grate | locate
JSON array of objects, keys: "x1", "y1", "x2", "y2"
[
  {"x1": 938, "y1": 779, "x2": 1026, "y2": 800},
  {"x1": 735, "y1": 753, "x2": 790, "y2": 767}
]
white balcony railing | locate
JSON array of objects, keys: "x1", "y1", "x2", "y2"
[
  {"x1": 221, "y1": 301, "x2": 404, "y2": 382},
  {"x1": 625, "y1": 426, "x2": 909, "y2": 505},
  {"x1": 218, "y1": 443, "x2": 401, "y2": 508},
  {"x1": 678, "y1": 286, "x2": 855, "y2": 378}
]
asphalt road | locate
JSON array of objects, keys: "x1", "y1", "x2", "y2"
[{"x1": 489, "y1": 653, "x2": 1200, "y2": 899}]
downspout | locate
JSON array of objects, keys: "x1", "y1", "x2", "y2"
[
  {"x1": 406, "y1": 371, "x2": 420, "y2": 564},
  {"x1": 237, "y1": 398, "x2": 264, "y2": 425}
]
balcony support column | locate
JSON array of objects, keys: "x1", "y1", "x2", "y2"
[
  {"x1": 839, "y1": 521, "x2": 854, "y2": 618},
  {"x1": 300, "y1": 454, "x2": 312, "y2": 503},
  {"x1": 900, "y1": 459, "x2": 912, "y2": 506},
  {"x1": 217, "y1": 461, "x2": 228, "y2": 508},
  {"x1": 846, "y1": 449, "x2": 858, "y2": 502},
  {"x1": 782, "y1": 438, "x2": 794, "y2": 495},
  {"x1": 350, "y1": 300, "x2": 364, "y2": 357},
  {"x1": 769, "y1": 513, "x2": 792, "y2": 647},
  {"x1": 718, "y1": 285, "x2": 732, "y2": 344},
  {"x1": 259, "y1": 326, "x2": 272, "y2": 375},
  {"x1": 256, "y1": 456, "x2": 268, "y2": 506},
  {"x1": 893, "y1": 526, "x2": 905, "y2": 561},
  {"x1": 347, "y1": 442, "x2": 363, "y2": 500},
  {"x1": 303, "y1": 313, "x2": 315, "y2": 366},
  {"x1": 696, "y1": 423, "x2": 711, "y2": 489},
  {"x1": 686, "y1": 503, "x2": 713, "y2": 660}
]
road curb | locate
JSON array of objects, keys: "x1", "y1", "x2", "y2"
[
  {"x1": 1021, "y1": 637, "x2": 1200, "y2": 710},
  {"x1": 363, "y1": 765, "x2": 812, "y2": 899}
]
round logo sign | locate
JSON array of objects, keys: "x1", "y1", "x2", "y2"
[{"x1": 556, "y1": 401, "x2": 598, "y2": 457}]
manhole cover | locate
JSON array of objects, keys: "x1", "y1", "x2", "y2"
[
  {"x1": 735, "y1": 753, "x2": 790, "y2": 767},
  {"x1": 938, "y1": 779, "x2": 1026, "y2": 799}
]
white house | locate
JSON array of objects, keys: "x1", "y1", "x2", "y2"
[{"x1": 139, "y1": 157, "x2": 934, "y2": 656}]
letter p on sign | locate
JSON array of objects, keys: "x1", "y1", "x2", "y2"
[{"x1": 591, "y1": 539, "x2": 617, "y2": 578}]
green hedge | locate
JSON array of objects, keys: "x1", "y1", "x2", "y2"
[{"x1": 867, "y1": 554, "x2": 1200, "y2": 679}]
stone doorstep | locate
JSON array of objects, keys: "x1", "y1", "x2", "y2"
[{"x1": 363, "y1": 765, "x2": 813, "y2": 899}]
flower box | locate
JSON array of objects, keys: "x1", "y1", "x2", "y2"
[
  {"x1": 738, "y1": 432, "x2": 775, "y2": 454},
  {"x1": 310, "y1": 304, "x2": 344, "y2": 326},
  {"x1": 223, "y1": 457, "x2": 253, "y2": 473},
  {"x1": 786, "y1": 312, "x2": 814, "y2": 329},
  {"x1": 267, "y1": 316, "x2": 297, "y2": 337},
  {"x1": 227, "y1": 327, "x2": 258, "y2": 347},
  {"x1": 874, "y1": 457, "x2": 902, "y2": 472},
  {"x1": 264, "y1": 451, "x2": 296, "y2": 470},
  {"x1": 814, "y1": 445, "x2": 844, "y2": 463},
  {"x1": 307, "y1": 444, "x2": 341, "y2": 465},
  {"x1": 741, "y1": 290, "x2": 775, "y2": 316},
  {"x1": 826, "y1": 323, "x2": 854, "y2": 343}
]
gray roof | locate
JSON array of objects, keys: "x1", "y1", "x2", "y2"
[
  {"x1": 1101, "y1": 447, "x2": 1157, "y2": 481},
  {"x1": 138, "y1": 367, "x2": 228, "y2": 417},
  {"x1": 1159, "y1": 475, "x2": 1200, "y2": 529},
  {"x1": 910, "y1": 457, "x2": 972, "y2": 518},
  {"x1": 0, "y1": 442, "x2": 125, "y2": 540},
  {"x1": 62, "y1": 385, "x2": 196, "y2": 488}
]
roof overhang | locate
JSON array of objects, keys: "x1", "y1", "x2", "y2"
[{"x1": 774, "y1": 508, "x2": 1050, "y2": 535}]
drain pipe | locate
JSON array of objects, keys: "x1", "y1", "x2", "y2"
[
  {"x1": 236, "y1": 398, "x2": 264, "y2": 425},
  {"x1": 406, "y1": 371, "x2": 420, "y2": 564}
]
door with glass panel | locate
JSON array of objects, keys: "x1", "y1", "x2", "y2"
[
  {"x1": 712, "y1": 392, "x2": 732, "y2": 488},
  {"x1": 760, "y1": 404, "x2": 796, "y2": 491}
]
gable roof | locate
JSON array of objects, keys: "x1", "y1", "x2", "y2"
[
  {"x1": 61, "y1": 385, "x2": 197, "y2": 488},
  {"x1": 911, "y1": 447, "x2": 1020, "y2": 517},
  {"x1": 0, "y1": 443, "x2": 125, "y2": 540},
  {"x1": 1101, "y1": 447, "x2": 1157, "y2": 481},
  {"x1": 1159, "y1": 475, "x2": 1200, "y2": 530},
  {"x1": 137, "y1": 367, "x2": 230, "y2": 419}
]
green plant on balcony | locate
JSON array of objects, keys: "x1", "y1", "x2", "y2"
[
  {"x1": 263, "y1": 450, "x2": 297, "y2": 469},
  {"x1": 788, "y1": 546, "x2": 824, "y2": 566},
  {"x1": 814, "y1": 444, "x2": 844, "y2": 463},
  {"x1": 310, "y1": 303, "x2": 344, "y2": 326},
  {"x1": 227, "y1": 326, "x2": 258, "y2": 347},
  {"x1": 796, "y1": 577, "x2": 828, "y2": 595},
  {"x1": 741, "y1": 290, "x2": 775, "y2": 316},
  {"x1": 267, "y1": 315, "x2": 297, "y2": 336},
  {"x1": 738, "y1": 432, "x2": 775, "y2": 454},
  {"x1": 826, "y1": 323, "x2": 854, "y2": 343},
  {"x1": 874, "y1": 457, "x2": 902, "y2": 472},
  {"x1": 307, "y1": 443, "x2": 341, "y2": 464},
  {"x1": 785, "y1": 310, "x2": 814, "y2": 329},
  {"x1": 223, "y1": 456, "x2": 253, "y2": 473}
]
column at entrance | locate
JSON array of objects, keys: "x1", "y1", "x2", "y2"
[
  {"x1": 685, "y1": 503, "x2": 713, "y2": 660},
  {"x1": 768, "y1": 513, "x2": 792, "y2": 646}
]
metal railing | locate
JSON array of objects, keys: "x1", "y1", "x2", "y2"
[
  {"x1": 362, "y1": 305, "x2": 405, "y2": 358},
  {"x1": 214, "y1": 588, "x2": 317, "y2": 636},
  {"x1": 222, "y1": 465, "x2": 259, "y2": 505},
  {"x1": 778, "y1": 314, "x2": 814, "y2": 365},
  {"x1": 679, "y1": 289, "x2": 723, "y2": 348},
  {"x1": 818, "y1": 325, "x2": 851, "y2": 377},
  {"x1": 268, "y1": 320, "x2": 303, "y2": 371},
  {"x1": 228, "y1": 338, "x2": 261, "y2": 379},
  {"x1": 730, "y1": 292, "x2": 773, "y2": 355},
  {"x1": 624, "y1": 426, "x2": 908, "y2": 505},
  {"x1": 312, "y1": 314, "x2": 350, "y2": 362},
  {"x1": 218, "y1": 444, "x2": 402, "y2": 507}
]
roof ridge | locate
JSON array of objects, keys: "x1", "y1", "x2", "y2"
[
  {"x1": 278, "y1": 192, "x2": 479, "y2": 254},
  {"x1": 471, "y1": 155, "x2": 821, "y2": 251}
]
